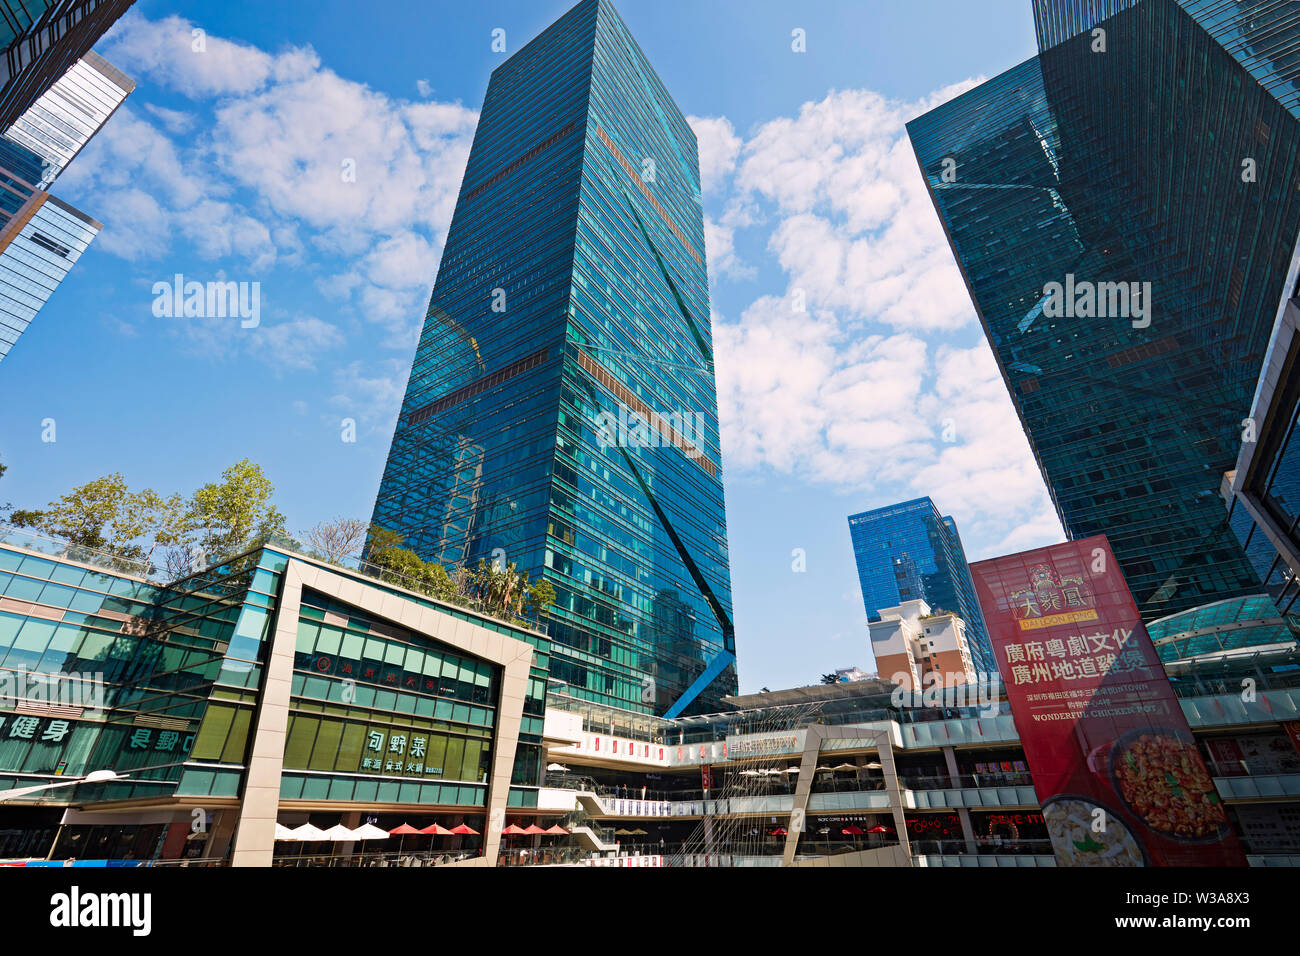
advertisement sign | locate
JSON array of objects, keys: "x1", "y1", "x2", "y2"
[{"x1": 970, "y1": 535, "x2": 1245, "y2": 867}]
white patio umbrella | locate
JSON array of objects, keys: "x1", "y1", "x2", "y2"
[
  {"x1": 783, "y1": 767, "x2": 800, "y2": 774},
  {"x1": 289, "y1": 823, "x2": 328, "y2": 840},
  {"x1": 274, "y1": 823, "x2": 297, "y2": 841},
  {"x1": 353, "y1": 823, "x2": 390, "y2": 840},
  {"x1": 546, "y1": 763, "x2": 569, "y2": 771},
  {"x1": 322, "y1": 824, "x2": 361, "y2": 841}
]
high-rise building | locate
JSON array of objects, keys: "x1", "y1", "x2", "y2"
[
  {"x1": 907, "y1": 0, "x2": 1300, "y2": 624},
  {"x1": 0, "y1": 0, "x2": 134, "y2": 131},
  {"x1": 847, "y1": 497, "x2": 993, "y2": 674},
  {"x1": 0, "y1": 50, "x2": 131, "y2": 363},
  {"x1": 3, "y1": 50, "x2": 132, "y2": 188},
  {"x1": 372, "y1": 0, "x2": 735, "y2": 717}
]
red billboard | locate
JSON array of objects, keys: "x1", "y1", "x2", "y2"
[{"x1": 970, "y1": 535, "x2": 1245, "y2": 866}]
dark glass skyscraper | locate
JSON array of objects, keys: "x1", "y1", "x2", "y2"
[
  {"x1": 847, "y1": 497, "x2": 993, "y2": 674},
  {"x1": 0, "y1": 0, "x2": 134, "y2": 130},
  {"x1": 907, "y1": 0, "x2": 1300, "y2": 624},
  {"x1": 372, "y1": 0, "x2": 735, "y2": 717}
]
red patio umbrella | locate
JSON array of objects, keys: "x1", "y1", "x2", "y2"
[
  {"x1": 420, "y1": 823, "x2": 454, "y2": 835},
  {"x1": 841, "y1": 825, "x2": 864, "y2": 835},
  {"x1": 450, "y1": 823, "x2": 479, "y2": 835},
  {"x1": 544, "y1": 824, "x2": 569, "y2": 835},
  {"x1": 866, "y1": 825, "x2": 894, "y2": 834},
  {"x1": 522, "y1": 824, "x2": 548, "y2": 835},
  {"x1": 389, "y1": 822, "x2": 421, "y2": 853},
  {"x1": 770, "y1": 827, "x2": 788, "y2": 835},
  {"x1": 501, "y1": 824, "x2": 528, "y2": 835}
]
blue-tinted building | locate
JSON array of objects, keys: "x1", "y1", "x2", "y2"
[
  {"x1": 847, "y1": 498, "x2": 992, "y2": 673},
  {"x1": 907, "y1": 0, "x2": 1300, "y2": 624},
  {"x1": 0, "y1": 51, "x2": 131, "y2": 363},
  {"x1": 0, "y1": 525, "x2": 547, "y2": 865},
  {"x1": 371, "y1": 0, "x2": 734, "y2": 718}
]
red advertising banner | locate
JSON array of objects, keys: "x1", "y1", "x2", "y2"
[{"x1": 970, "y1": 535, "x2": 1245, "y2": 867}]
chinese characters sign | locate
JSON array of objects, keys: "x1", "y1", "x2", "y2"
[{"x1": 970, "y1": 536, "x2": 1245, "y2": 867}]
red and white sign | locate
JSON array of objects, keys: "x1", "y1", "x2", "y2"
[{"x1": 971, "y1": 535, "x2": 1245, "y2": 867}]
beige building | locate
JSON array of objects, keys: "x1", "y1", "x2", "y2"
[{"x1": 867, "y1": 600, "x2": 976, "y2": 691}]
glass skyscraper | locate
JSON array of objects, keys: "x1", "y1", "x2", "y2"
[
  {"x1": 372, "y1": 0, "x2": 735, "y2": 718},
  {"x1": 847, "y1": 497, "x2": 993, "y2": 674},
  {"x1": 0, "y1": 0, "x2": 134, "y2": 130},
  {"x1": 0, "y1": 51, "x2": 131, "y2": 363},
  {"x1": 907, "y1": 0, "x2": 1300, "y2": 624}
]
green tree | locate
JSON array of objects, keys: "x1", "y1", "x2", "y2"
[
  {"x1": 525, "y1": 578, "x2": 556, "y2": 619},
  {"x1": 363, "y1": 524, "x2": 405, "y2": 562},
  {"x1": 369, "y1": 546, "x2": 427, "y2": 585},
  {"x1": 119, "y1": 489, "x2": 191, "y2": 567},
  {"x1": 189, "y1": 458, "x2": 286, "y2": 561},
  {"x1": 420, "y1": 562, "x2": 458, "y2": 602},
  {"x1": 19, "y1": 473, "x2": 133, "y2": 554}
]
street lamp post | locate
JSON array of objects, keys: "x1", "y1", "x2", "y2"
[{"x1": 0, "y1": 769, "x2": 120, "y2": 803}]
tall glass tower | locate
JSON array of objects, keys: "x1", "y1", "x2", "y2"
[
  {"x1": 372, "y1": 0, "x2": 735, "y2": 717},
  {"x1": 907, "y1": 0, "x2": 1300, "y2": 623},
  {"x1": 847, "y1": 497, "x2": 993, "y2": 674}
]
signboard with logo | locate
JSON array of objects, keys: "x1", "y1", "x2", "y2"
[{"x1": 970, "y1": 535, "x2": 1245, "y2": 867}]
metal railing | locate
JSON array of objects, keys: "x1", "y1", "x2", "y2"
[{"x1": 271, "y1": 848, "x2": 480, "y2": 867}]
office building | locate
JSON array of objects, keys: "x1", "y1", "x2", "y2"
[
  {"x1": 907, "y1": 0, "x2": 1300, "y2": 623},
  {"x1": 0, "y1": 0, "x2": 134, "y2": 131},
  {"x1": 0, "y1": 525, "x2": 547, "y2": 866},
  {"x1": 371, "y1": 0, "x2": 735, "y2": 718},
  {"x1": 3, "y1": 50, "x2": 132, "y2": 188},
  {"x1": 848, "y1": 497, "x2": 992, "y2": 673},
  {"x1": 0, "y1": 51, "x2": 129, "y2": 363}
]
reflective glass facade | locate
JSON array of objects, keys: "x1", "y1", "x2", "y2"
[
  {"x1": 907, "y1": 0, "x2": 1300, "y2": 623},
  {"x1": 0, "y1": 532, "x2": 546, "y2": 812},
  {"x1": 372, "y1": 0, "x2": 735, "y2": 717},
  {"x1": 4, "y1": 51, "x2": 132, "y2": 189},
  {"x1": 0, "y1": 0, "x2": 134, "y2": 131},
  {"x1": 0, "y1": 51, "x2": 128, "y2": 363},
  {"x1": 847, "y1": 497, "x2": 993, "y2": 674}
]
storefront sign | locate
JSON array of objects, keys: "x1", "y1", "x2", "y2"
[{"x1": 970, "y1": 535, "x2": 1245, "y2": 867}]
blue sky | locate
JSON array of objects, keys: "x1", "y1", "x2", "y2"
[{"x1": 0, "y1": 0, "x2": 1062, "y2": 693}]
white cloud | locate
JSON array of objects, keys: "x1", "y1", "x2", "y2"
[
  {"x1": 63, "y1": 12, "x2": 477, "y2": 344},
  {"x1": 256, "y1": 316, "x2": 346, "y2": 371},
  {"x1": 709, "y1": 80, "x2": 1061, "y2": 554},
  {"x1": 330, "y1": 358, "x2": 408, "y2": 434},
  {"x1": 688, "y1": 115, "x2": 742, "y2": 195}
]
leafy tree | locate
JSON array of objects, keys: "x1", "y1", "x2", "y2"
[
  {"x1": 526, "y1": 578, "x2": 556, "y2": 618},
  {"x1": 119, "y1": 489, "x2": 190, "y2": 567},
  {"x1": 189, "y1": 458, "x2": 286, "y2": 561},
  {"x1": 369, "y1": 546, "x2": 427, "y2": 585},
  {"x1": 18, "y1": 473, "x2": 132, "y2": 553},
  {"x1": 364, "y1": 524, "x2": 405, "y2": 561},
  {"x1": 420, "y1": 562, "x2": 458, "y2": 602}
]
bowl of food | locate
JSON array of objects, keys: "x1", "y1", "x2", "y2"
[
  {"x1": 1107, "y1": 727, "x2": 1230, "y2": 842},
  {"x1": 1041, "y1": 794, "x2": 1145, "y2": 866}
]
